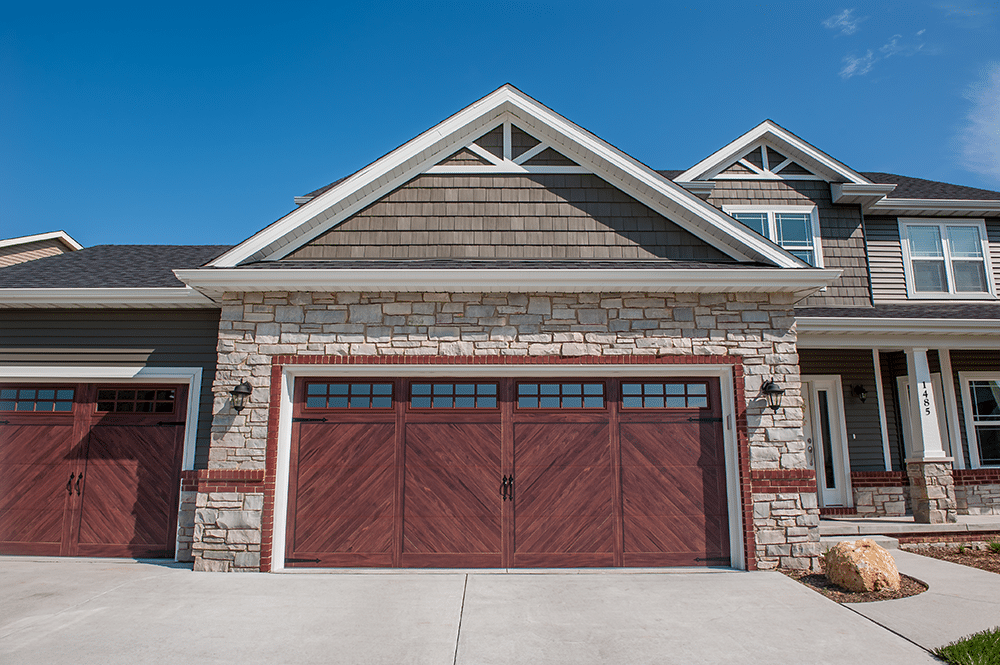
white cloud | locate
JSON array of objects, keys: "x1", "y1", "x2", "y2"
[
  {"x1": 823, "y1": 9, "x2": 864, "y2": 35},
  {"x1": 840, "y1": 51, "x2": 876, "y2": 78},
  {"x1": 958, "y1": 62, "x2": 1000, "y2": 183}
]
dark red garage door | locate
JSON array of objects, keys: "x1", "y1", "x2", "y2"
[
  {"x1": 0, "y1": 384, "x2": 187, "y2": 558},
  {"x1": 285, "y1": 377, "x2": 729, "y2": 568}
]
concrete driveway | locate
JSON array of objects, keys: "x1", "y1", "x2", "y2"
[{"x1": 1, "y1": 558, "x2": 936, "y2": 665}]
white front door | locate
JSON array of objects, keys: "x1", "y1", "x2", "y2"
[{"x1": 802, "y1": 377, "x2": 851, "y2": 507}]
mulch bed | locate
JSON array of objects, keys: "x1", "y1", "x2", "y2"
[
  {"x1": 903, "y1": 545, "x2": 1000, "y2": 575},
  {"x1": 782, "y1": 566, "x2": 927, "y2": 603}
]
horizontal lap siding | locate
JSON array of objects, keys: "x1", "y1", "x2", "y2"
[
  {"x1": 989, "y1": 220, "x2": 1000, "y2": 293},
  {"x1": 0, "y1": 309, "x2": 220, "y2": 469},
  {"x1": 863, "y1": 216, "x2": 907, "y2": 302},
  {"x1": 287, "y1": 174, "x2": 731, "y2": 261},
  {"x1": 881, "y1": 351, "x2": 907, "y2": 471},
  {"x1": 799, "y1": 349, "x2": 884, "y2": 471},
  {"x1": 0, "y1": 239, "x2": 68, "y2": 267},
  {"x1": 706, "y1": 181, "x2": 871, "y2": 307}
]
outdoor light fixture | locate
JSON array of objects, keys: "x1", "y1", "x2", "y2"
[
  {"x1": 230, "y1": 381, "x2": 252, "y2": 413},
  {"x1": 761, "y1": 379, "x2": 785, "y2": 413},
  {"x1": 852, "y1": 384, "x2": 868, "y2": 403}
]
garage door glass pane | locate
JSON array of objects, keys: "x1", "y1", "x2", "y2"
[
  {"x1": 96, "y1": 387, "x2": 175, "y2": 413},
  {"x1": 409, "y1": 383, "x2": 498, "y2": 408},
  {"x1": 621, "y1": 383, "x2": 709, "y2": 408},
  {"x1": 517, "y1": 383, "x2": 604, "y2": 408},
  {"x1": 1, "y1": 387, "x2": 76, "y2": 412},
  {"x1": 305, "y1": 383, "x2": 393, "y2": 409}
]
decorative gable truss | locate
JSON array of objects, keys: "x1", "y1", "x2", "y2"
[
  {"x1": 428, "y1": 122, "x2": 589, "y2": 174},
  {"x1": 206, "y1": 86, "x2": 815, "y2": 269},
  {"x1": 709, "y1": 142, "x2": 822, "y2": 180}
]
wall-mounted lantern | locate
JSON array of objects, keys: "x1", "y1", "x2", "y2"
[
  {"x1": 852, "y1": 384, "x2": 868, "y2": 403},
  {"x1": 761, "y1": 379, "x2": 785, "y2": 413},
  {"x1": 230, "y1": 381, "x2": 252, "y2": 413}
]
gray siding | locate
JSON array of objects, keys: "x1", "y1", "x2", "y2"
[
  {"x1": 949, "y1": 349, "x2": 1000, "y2": 467},
  {"x1": 288, "y1": 174, "x2": 733, "y2": 261},
  {"x1": 0, "y1": 309, "x2": 221, "y2": 469},
  {"x1": 706, "y1": 180, "x2": 871, "y2": 307},
  {"x1": 799, "y1": 348, "x2": 885, "y2": 471},
  {"x1": 880, "y1": 351, "x2": 908, "y2": 470},
  {"x1": 866, "y1": 216, "x2": 1000, "y2": 302}
]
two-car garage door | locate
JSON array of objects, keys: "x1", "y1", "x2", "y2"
[{"x1": 286, "y1": 377, "x2": 730, "y2": 568}]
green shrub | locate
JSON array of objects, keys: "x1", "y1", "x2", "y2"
[
  {"x1": 934, "y1": 626, "x2": 1000, "y2": 665},
  {"x1": 988, "y1": 540, "x2": 1000, "y2": 554}
]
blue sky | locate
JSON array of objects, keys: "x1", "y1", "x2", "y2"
[{"x1": 2, "y1": 1, "x2": 998, "y2": 247}]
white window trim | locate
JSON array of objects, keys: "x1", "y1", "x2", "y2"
[
  {"x1": 270, "y1": 363, "x2": 744, "y2": 573},
  {"x1": 898, "y1": 218, "x2": 996, "y2": 300},
  {"x1": 723, "y1": 205, "x2": 824, "y2": 268},
  {"x1": 959, "y1": 371, "x2": 1000, "y2": 468}
]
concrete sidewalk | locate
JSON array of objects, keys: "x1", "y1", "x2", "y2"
[
  {"x1": 848, "y1": 548, "x2": 1000, "y2": 651},
  {"x1": 1, "y1": 557, "x2": 937, "y2": 665}
]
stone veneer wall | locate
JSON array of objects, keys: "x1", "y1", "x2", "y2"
[
  {"x1": 955, "y1": 470, "x2": 1000, "y2": 516},
  {"x1": 851, "y1": 471, "x2": 910, "y2": 517},
  {"x1": 191, "y1": 289, "x2": 817, "y2": 572}
]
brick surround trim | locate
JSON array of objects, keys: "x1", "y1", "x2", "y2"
[
  {"x1": 181, "y1": 469, "x2": 265, "y2": 494},
  {"x1": 819, "y1": 507, "x2": 858, "y2": 516},
  {"x1": 954, "y1": 469, "x2": 1000, "y2": 486},
  {"x1": 850, "y1": 471, "x2": 909, "y2": 488},
  {"x1": 750, "y1": 469, "x2": 817, "y2": 494},
  {"x1": 256, "y1": 353, "x2": 755, "y2": 572}
]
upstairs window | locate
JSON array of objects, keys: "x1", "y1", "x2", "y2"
[
  {"x1": 900, "y1": 220, "x2": 994, "y2": 298},
  {"x1": 725, "y1": 206, "x2": 822, "y2": 267}
]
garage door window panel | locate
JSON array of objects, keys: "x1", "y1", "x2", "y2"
[
  {"x1": 1, "y1": 387, "x2": 75, "y2": 413},
  {"x1": 304, "y1": 382, "x2": 393, "y2": 409},
  {"x1": 409, "y1": 383, "x2": 498, "y2": 409},
  {"x1": 516, "y1": 382, "x2": 605, "y2": 409}
]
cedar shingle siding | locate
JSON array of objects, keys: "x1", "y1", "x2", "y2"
[
  {"x1": 287, "y1": 174, "x2": 731, "y2": 261},
  {"x1": 706, "y1": 180, "x2": 871, "y2": 307}
]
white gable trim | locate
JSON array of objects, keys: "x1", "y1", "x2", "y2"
[
  {"x1": 210, "y1": 87, "x2": 809, "y2": 269},
  {"x1": 677, "y1": 121, "x2": 871, "y2": 185},
  {"x1": 0, "y1": 230, "x2": 83, "y2": 251}
]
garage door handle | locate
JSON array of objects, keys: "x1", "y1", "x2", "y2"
[
  {"x1": 508, "y1": 477, "x2": 514, "y2": 502},
  {"x1": 67, "y1": 473, "x2": 75, "y2": 494},
  {"x1": 75, "y1": 474, "x2": 83, "y2": 495},
  {"x1": 501, "y1": 476, "x2": 508, "y2": 501}
]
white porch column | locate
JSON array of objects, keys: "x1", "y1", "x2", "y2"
[
  {"x1": 904, "y1": 348, "x2": 947, "y2": 461},
  {"x1": 904, "y1": 347, "x2": 957, "y2": 524}
]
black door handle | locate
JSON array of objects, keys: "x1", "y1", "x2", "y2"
[
  {"x1": 75, "y1": 474, "x2": 83, "y2": 495},
  {"x1": 501, "y1": 476, "x2": 508, "y2": 501},
  {"x1": 67, "y1": 473, "x2": 75, "y2": 494},
  {"x1": 508, "y1": 476, "x2": 514, "y2": 502}
]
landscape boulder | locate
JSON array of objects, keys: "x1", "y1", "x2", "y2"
[{"x1": 824, "y1": 539, "x2": 901, "y2": 592}]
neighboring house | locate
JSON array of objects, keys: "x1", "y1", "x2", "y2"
[
  {"x1": 1, "y1": 85, "x2": 997, "y2": 573},
  {"x1": 0, "y1": 231, "x2": 82, "y2": 267}
]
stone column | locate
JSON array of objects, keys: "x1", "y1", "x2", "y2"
[
  {"x1": 906, "y1": 460, "x2": 958, "y2": 523},
  {"x1": 904, "y1": 348, "x2": 957, "y2": 523}
]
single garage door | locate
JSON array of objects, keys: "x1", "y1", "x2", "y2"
[
  {"x1": 286, "y1": 377, "x2": 729, "y2": 568},
  {"x1": 0, "y1": 384, "x2": 187, "y2": 558}
]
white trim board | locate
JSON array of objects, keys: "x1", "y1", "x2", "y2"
[
  {"x1": 269, "y1": 363, "x2": 745, "y2": 572},
  {"x1": 176, "y1": 266, "x2": 840, "y2": 301},
  {"x1": 0, "y1": 230, "x2": 83, "y2": 251},
  {"x1": 207, "y1": 86, "x2": 810, "y2": 270}
]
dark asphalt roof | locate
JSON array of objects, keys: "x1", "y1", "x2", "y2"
[
  {"x1": 238, "y1": 258, "x2": 769, "y2": 270},
  {"x1": 796, "y1": 304, "x2": 1000, "y2": 320},
  {"x1": 861, "y1": 173, "x2": 1000, "y2": 201},
  {"x1": 0, "y1": 245, "x2": 232, "y2": 288}
]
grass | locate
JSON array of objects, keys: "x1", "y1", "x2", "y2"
[
  {"x1": 934, "y1": 627, "x2": 1000, "y2": 665},
  {"x1": 989, "y1": 541, "x2": 1000, "y2": 555}
]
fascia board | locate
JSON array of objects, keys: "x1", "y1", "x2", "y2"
[
  {"x1": 0, "y1": 230, "x2": 84, "y2": 251},
  {"x1": 796, "y1": 316, "x2": 1000, "y2": 337},
  {"x1": 871, "y1": 198, "x2": 1000, "y2": 214},
  {"x1": 175, "y1": 267, "x2": 840, "y2": 297},
  {"x1": 0, "y1": 287, "x2": 217, "y2": 308},
  {"x1": 677, "y1": 121, "x2": 870, "y2": 185}
]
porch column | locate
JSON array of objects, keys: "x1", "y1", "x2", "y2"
[{"x1": 904, "y1": 348, "x2": 957, "y2": 523}]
